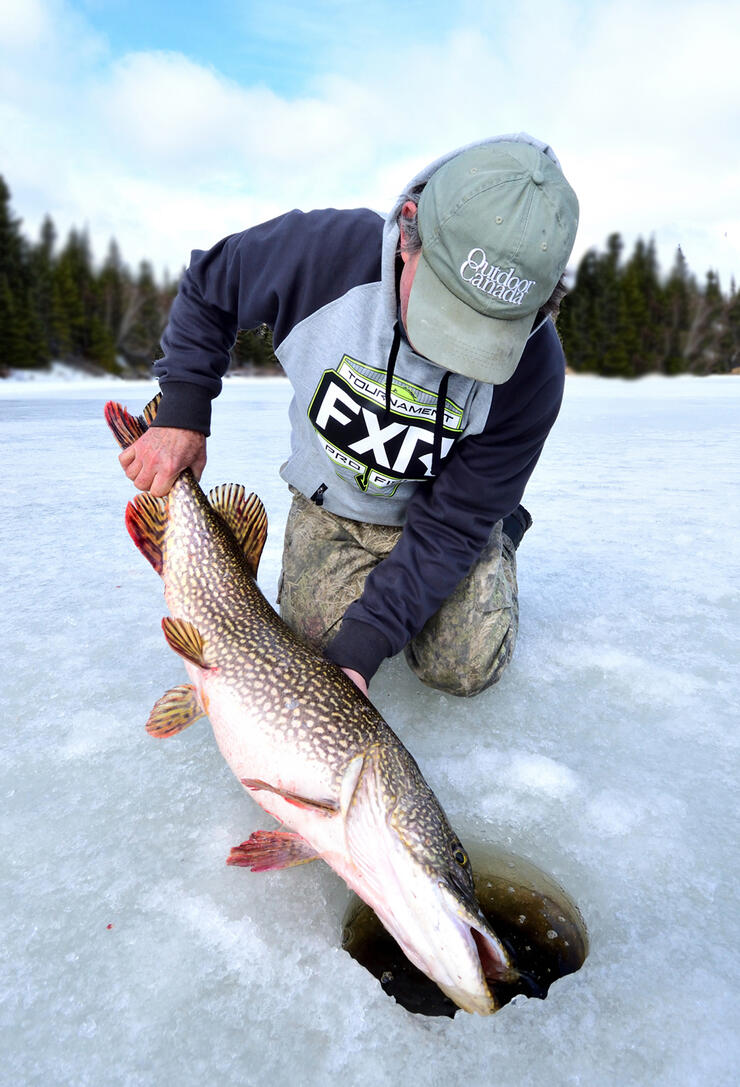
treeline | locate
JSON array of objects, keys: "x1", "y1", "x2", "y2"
[
  {"x1": 558, "y1": 233, "x2": 740, "y2": 376},
  {"x1": 1, "y1": 174, "x2": 738, "y2": 377},
  {"x1": 0, "y1": 176, "x2": 276, "y2": 376}
]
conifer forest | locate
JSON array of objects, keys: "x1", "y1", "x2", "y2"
[{"x1": 1, "y1": 175, "x2": 738, "y2": 378}]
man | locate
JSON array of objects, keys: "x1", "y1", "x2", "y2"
[{"x1": 119, "y1": 134, "x2": 579, "y2": 698}]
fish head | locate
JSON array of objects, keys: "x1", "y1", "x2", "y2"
[{"x1": 342, "y1": 748, "x2": 512, "y2": 1015}]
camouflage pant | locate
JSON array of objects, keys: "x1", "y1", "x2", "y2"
[{"x1": 278, "y1": 489, "x2": 519, "y2": 697}]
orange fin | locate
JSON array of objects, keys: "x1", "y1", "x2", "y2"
[
  {"x1": 162, "y1": 617, "x2": 210, "y2": 669},
  {"x1": 227, "y1": 830, "x2": 319, "y2": 872},
  {"x1": 241, "y1": 778, "x2": 338, "y2": 814},
  {"x1": 125, "y1": 492, "x2": 167, "y2": 575},
  {"x1": 146, "y1": 684, "x2": 206, "y2": 738},
  {"x1": 207, "y1": 485, "x2": 267, "y2": 578},
  {"x1": 142, "y1": 394, "x2": 162, "y2": 426}
]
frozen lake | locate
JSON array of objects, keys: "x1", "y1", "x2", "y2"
[{"x1": 1, "y1": 373, "x2": 738, "y2": 1086}]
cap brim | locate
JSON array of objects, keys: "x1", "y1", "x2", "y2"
[{"x1": 405, "y1": 252, "x2": 536, "y2": 384}]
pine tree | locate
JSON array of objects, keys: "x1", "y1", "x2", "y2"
[
  {"x1": 0, "y1": 176, "x2": 46, "y2": 370},
  {"x1": 558, "y1": 249, "x2": 603, "y2": 373},
  {"x1": 29, "y1": 215, "x2": 57, "y2": 360},
  {"x1": 663, "y1": 247, "x2": 694, "y2": 374},
  {"x1": 231, "y1": 325, "x2": 279, "y2": 373},
  {"x1": 119, "y1": 260, "x2": 167, "y2": 368}
]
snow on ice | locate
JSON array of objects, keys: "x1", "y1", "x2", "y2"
[{"x1": 1, "y1": 372, "x2": 738, "y2": 1086}]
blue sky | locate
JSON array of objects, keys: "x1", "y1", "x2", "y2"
[
  {"x1": 1, "y1": 0, "x2": 738, "y2": 286},
  {"x1": 75, "y1": 0, "x2": 461, "y2": 96}
]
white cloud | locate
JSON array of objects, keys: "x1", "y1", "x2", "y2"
[{"x1": 1, "y1": 0, "x2": 738, "y2": 289}]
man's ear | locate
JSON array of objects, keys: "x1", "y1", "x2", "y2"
[{"x1": 399, "y1": 200, "x2": 418, "y2": 262}]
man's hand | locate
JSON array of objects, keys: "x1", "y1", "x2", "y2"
[
  {"x1": 119, "y1": 427, "x2": 207, "y2": 497},
  {"x1": 341, "y1": 667, "x2": 368, "y2": 697}
]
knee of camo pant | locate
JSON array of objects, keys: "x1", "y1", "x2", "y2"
[{"x1": 404, "y1": 603, "x2": 519, "y2": 697}]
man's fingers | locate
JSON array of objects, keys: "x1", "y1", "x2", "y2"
[
  {"x1": 191, "y1": 451, "x2": 207, "y2": 481},
  {"x1": 130, "y1": 461, "x2": 155, "y2": 492},
  {"x1": 149, "y1": 470, "x2": 178, "y2": 498},
  {"x1": 115, "y1": 427, "x2": 207, "y2": 496},
  {"x1": 341, "y1": 667, "x2": 368, "y2": 696}
]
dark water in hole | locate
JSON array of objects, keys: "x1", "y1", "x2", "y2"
[{"x1": 341, "y1": 844, "x2": 588, "y2": 1017}]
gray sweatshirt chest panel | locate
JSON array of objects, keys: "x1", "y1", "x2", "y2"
[{"x1": 276, "y1": 281, "x2": 494, "y2": 526}]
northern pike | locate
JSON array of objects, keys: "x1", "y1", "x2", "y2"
[{"x1": 106, "y1": 396, "x2": 512, "y2": 1015}]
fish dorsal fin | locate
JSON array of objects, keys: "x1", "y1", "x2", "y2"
[
  {"x1": 208, "y1": 485, "x2": 267, "y2": 578},
  {"x1": 125, "y1": 492, "x2": 167, "y2": 575},
  {"x1": 142, "y1": 393, "x2": 162, "y2": 426},
  {"x1": 162, "y1": 617, "x2": 210, "y2": 669}
]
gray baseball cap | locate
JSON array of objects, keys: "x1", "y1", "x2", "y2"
[{"x1": 405, "y1": 141, "x2": 579, "y2": 383}]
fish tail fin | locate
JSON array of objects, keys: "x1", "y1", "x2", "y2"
[{"x1": 104, "y1": 394, "x2": 162, "y2": 449}]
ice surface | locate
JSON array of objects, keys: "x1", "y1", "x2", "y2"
[{"x1": 1, "y1": 373, "x2": 738, "y2": 1086}]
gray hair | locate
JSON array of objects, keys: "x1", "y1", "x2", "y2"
[
  {"x1": 396, "y1": 186, "x2": 426, "y2": 256},
  {"x1": 396, "y1": 189, "x2": 568, "y2": 323}
]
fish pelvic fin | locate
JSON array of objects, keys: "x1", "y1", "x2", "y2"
[
  {"x1": 207, "y1": 485, "x2": 268, "y2": 578},
  {"x1": 146, "y1": 684, "x2": 206, "y2": 738},
  {"x1": 104, "y1": 394, "x2": 162, "y2": 450},
  {"x1": 227, "y1": 830, "x2": 319, "y2": 872},
  {"x1": 125, "y1": 492, "x2": 167, "y2": 575},
  {"x1": 241, "y1": 778, "x2": 338, "y2": 814},
  {"x1": 162, "y1": 617, "x2": 210, "y2": 670}
]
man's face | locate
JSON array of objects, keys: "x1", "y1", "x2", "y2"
[{"x1": 399, "y1": 246, "x2": 421, "y2": 343}]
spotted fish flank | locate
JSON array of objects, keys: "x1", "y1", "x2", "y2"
[{"x1": 105, "y1": 396, "x2": 513, "y2": 1016}]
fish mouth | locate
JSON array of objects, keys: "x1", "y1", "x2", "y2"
[{"x1": 438, "y1": 881, "x2": 513, "y2": 1015}]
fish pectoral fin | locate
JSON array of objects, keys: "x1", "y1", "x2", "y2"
[
  {"x1": 161, "y1": 617, "x2": 210, "y2": 670},
  {"x1": 207, "y1": 485, "x2": 267, "y2": 579},
  {"x1": 339, "y1": 753, "x2": 370, "y2": 818},
  {"x1": 241, "y1": 778, "x2": 338, "y2": 814},
  {"x1": 339, "y1": 747, "x2": 390, "y2": 893},
  {"x1": 226, "y1": 830, "x2": 319, "y2": 872},
  {"x1": 146, "y1": 684, "x2": 206, "y2": 738}
]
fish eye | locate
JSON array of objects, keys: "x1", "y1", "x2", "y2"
[{"x1": 453, "y1": 846, "x2": 468, "y2": 867}]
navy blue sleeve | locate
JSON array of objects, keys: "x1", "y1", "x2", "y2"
[
  {"x1": 152, "y1": 208, "x2": 384, "y2": 432},
  {"x1": 324, "y1": 321, "x2": 566, "y2": 681}
]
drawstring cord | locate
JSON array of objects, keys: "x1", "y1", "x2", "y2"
[
  {"x1": 384, "y1": 322, "x2": 401, "y2": 422},
  {"x1": 385, "y1": 319, "x2": 451, "y2": 477},
  {"x1": 431, "y1": 370, "x2": 451, "y2": 477}
]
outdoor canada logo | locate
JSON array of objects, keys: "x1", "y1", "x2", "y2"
[
  {"x1": 307, "y1": 356, "x2": 464, "y2": 496},
  {"x1": 460, "y1": 248, "x2": 536, "y2": 306}
]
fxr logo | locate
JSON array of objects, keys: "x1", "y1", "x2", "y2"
[{"x1": 312, "y1": 379, "x2": 454, "y2": 478}]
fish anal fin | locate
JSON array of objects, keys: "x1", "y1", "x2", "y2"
[
  {"x1": 162, "y1": 617, "x2": 210, "y2": 670},
  {"x1": 207, "y1": 485, "x2": 267, "y2": 578},
  {"x1": 146, "y1": 684, "x2": 206, "y2": 738},
  {"x1": 227, "y1": 830, "x2": 319, "y2": 872},
  {"x1": 125, "y1": 492, "x2": 167, "y2": 575},
  {"x1": 241, "y1": 778, "x2": 338, "y2": 814}
]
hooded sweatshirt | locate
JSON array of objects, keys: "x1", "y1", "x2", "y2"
[{"x1": 152, "y1": 135, "x2": 567, "y2": 683}]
